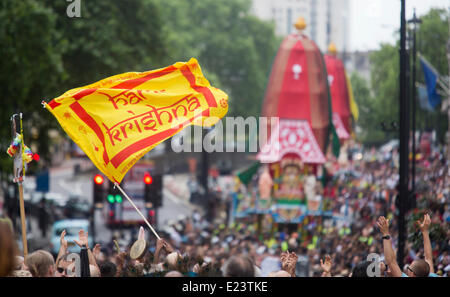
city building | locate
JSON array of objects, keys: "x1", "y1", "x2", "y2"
[
  {"x1": 250, "y1": 0, "x2": 350, "y2": 55},
  {"x1": 343, "y1": 50, "x2": 373, "y2": 83}
]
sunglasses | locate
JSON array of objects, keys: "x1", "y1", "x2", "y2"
[
  {"x1": 57, "y1": 267, "x2": 66, "y2": 274},
  {"x1": 406, "y1": 265, "x2": 416, "y2": 276}
]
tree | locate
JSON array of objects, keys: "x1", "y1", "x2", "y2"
[
  {"x1": 350, "y1": 72, "x2": 385, "y2": 145},
  {"x1": 40, "y1": 0, "x2": 167, "y2": 91},
  {"x1": 153, "y1": 0, "x2": 280, "y2": 118},
  {"x1": 0, "y1": 0, "x2": 168, "y2": 179},
  {"x1": 0, "y1": 0, "x2": 64, "y2": 178},
  {"x1": 355, "y1": 8, "x2": 449, "y2": 147},
  {"x1": 415, "y1": 8, "x2": 448, "y2": 143}
]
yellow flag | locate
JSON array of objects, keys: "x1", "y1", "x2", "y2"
[
  {"x1": 45, "y1": 58, "x2": 228, "y2": 183},
  {"x1": 346, "y1": 73, "x2": 359, "y2": 122}
]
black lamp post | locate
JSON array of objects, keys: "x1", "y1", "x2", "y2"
[
  {"x1": 397, "y1": 0, "x2": 409, "y2": 268},
  {"x1": 408, "y1": 9, "x2": 422, "y2": 197}
]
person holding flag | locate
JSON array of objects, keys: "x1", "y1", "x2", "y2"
[{"x1": 43, "y1": 58, "x2": 229, "y2": 239}]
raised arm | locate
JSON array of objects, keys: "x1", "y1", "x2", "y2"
[
  {"x1": 376, "y1": 216, "x2": 402, "y2": 277},
  {"x1": 417, "y1": 213, "x2": 434, "y2": 274},
  {"x1": 55, "y1": 230, "x2": 68, "y2": 265},
  {"x1": 320, "y1": 255, "x2": 332, "y2": 277},
  {"x1": 74, "y1": 230, "x2": 98, "y2": 271},
  {"x1": 281, "y1": 251, "x2": 298, "y2": 277},
  {"x1": 153, "y1": 239, "x2": 165, "y2": 264}
]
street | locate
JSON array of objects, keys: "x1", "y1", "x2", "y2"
[{"x1": 18, "y1": 158, "x2": 198, "y2": 251}]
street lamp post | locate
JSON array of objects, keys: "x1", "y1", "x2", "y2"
[
  {"x1": 447, "y1": 6, "x2": 450, "y2": 162},
  {"x1": 408, "y1": 8, "x2": 422, "y2": 200},
  {"x1": 398, "y1": 0, "x2": 409, "y2": 268}
]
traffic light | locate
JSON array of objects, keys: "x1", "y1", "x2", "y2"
[
  {"x1": 107, "y1": 181, "x2": 124, "y2": 204},
  {"x1": 93, "y1": 174, "x2": 105, "y2": 208},
  {"x1": 148, "y1": 209, "x2": 156, "y2": 225},
  {"x1": 144, "y1": 173, "x2": 162, "y2": 208}
]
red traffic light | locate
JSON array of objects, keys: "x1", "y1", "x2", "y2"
[
  {"x1": 144, "y1": 173, "x2": 152, "y2": 185},
  {"x1": 94, "y1": 174, "x2": 104, "y2": 185},
  {"x1": 32, "y1": 153, "x2": 40, "y2": 161}
]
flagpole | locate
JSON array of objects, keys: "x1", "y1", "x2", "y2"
[
  {"x1": 114, "y1": 183, "x2": 161, "y2": 240},
  {"x1": 18, "y1": 181, "x2": 28, "y2": 257}
]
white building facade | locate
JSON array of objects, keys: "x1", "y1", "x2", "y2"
[{"x1": 251, "y1": 0, "x2": 350, "y2": 55}]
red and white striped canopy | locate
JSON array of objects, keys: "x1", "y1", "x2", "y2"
[{"x1": 257, "y1": 119, "x2": 326, "y2": 164}]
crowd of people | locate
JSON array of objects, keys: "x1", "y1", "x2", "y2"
[{"x1": 0, "y1": 145, "x2": 449, "y2": 277}]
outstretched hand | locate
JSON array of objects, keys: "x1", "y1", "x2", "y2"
[
  {"x1": 156, "y1": 238, "x2": 174, "y2": 254},
  {"x1": 74, "y1": 229, "x2": 89, "y2": 248},
  {"x1": 320, "y1": 255, "x2": 332, "y2": 274},
  {"x1": 376, "y1": 216, "x2": 390, "y2": 236},
  {"x1": 417, "y1": 213, "x2": 431, "y2": 233},
  {"x1": 163, "y1": 240, "x2": 175, "y2": 254},
  {"x1": 93, "y1": 243, "x2": 101, "y2": 259},
  {"x1": 281, "y1": 251, "x2": 297, "y2": 276},
  {"x1": 60, "y1": 229, "x2": 68, "y2": 250}
]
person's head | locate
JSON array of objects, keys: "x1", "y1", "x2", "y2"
[
  {"x1": 406, "y1": 259, "x2": 430, "y2": 277},
  {"x1": 268, "y1": 270, "x2": 292, "y2": 277},
  {"x1": 25, "y1": 250, "x2": 55, "y2": 277},
  {"x1": 166, "y1": 252, "x2": 179, "y2": 268},
  {"x1": 15, "y1": 256, "x2": 25, "y2": 271},
  {"x1": 0, "y1": 220, "x2": 17, "y2": 277},
  {"x1": 351, "y1": 261, "x2": 372, "y2": 277},
  {"x1": 55, "y1": 253, "x2": 73, "y2": 277},
  {"x1": 99, "y1": 261, "x2": 117, "y2": 277},
  {"x1": 165, "y1": 270, "x2": 184, "y2": 277},
  {"x1": 223, "y1": 255, "x2": 255, "y2": 277},
  {"x1": 10, "y1": 269, "x2": 32, "y2": 277}
]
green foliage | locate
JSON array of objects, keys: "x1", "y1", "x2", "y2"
[
  {"x1": 0, "y1": 0, "x2": 167, "y2": 178},
  {"x1": 350, "y1": 72, "x2": 385, "y2": 145},
  {"x1": 415, "y1": 8, "x2": 449, "y2": 142},
  {"x1": 354, "y1": 8, "x2": 449, "y2": 147},
  {"x1": 0, "y1": 0, "x2": 64, "y2": 178},
  {"x1": 40, "y1": 0, "x2": 167, "y2": 90},
  {"x1": 0, "y1": 0, "x2": 279, "y2": 178},
  {"x1": 417, "y1": 9, "x2": 449, "y2": 76},
  {"x1": 154, "y1": 0, "x2": 280, "y2": 117},
  {"x1": 407, "y1": 208, "x2": 447, "y2": 252}
]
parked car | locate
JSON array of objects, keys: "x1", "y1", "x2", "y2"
[{"x1": 50, "y1": 219, "x2": 92, "y2": 255}]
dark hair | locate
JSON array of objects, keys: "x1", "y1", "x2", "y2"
[
  {"x1": 197, "y1": 262, "x2": 223, "y2": 277},
  {"x1": 99, "y1": 261, "x2": 117, "y2": 277},
  {"x1": 0, "y1": 220, "x2": 17, "y2": 277},
  {"x1": 351, "y1": 261, "x2": 372, "y2": 277},
  {"x1": 223, "y1": 255, "x2": 255, "y2": 277},
  {"x1": 411, "y1": 259, "x2": 430, "y2": 277}
]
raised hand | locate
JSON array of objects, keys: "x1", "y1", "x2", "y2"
[
  {"x1": 60, "y1": 229, "x2": 68, "y2": 250},
  {"x1": 281, "y1": 251, "x2": 297, "y2": 276},
  {"x1": 93, "y1": 243, "x2": 101, "y2": 260},
  {"x1": 74, "y1": 229, "x2": 89, "y2": 248},
  {"x1": 417, "y1": 213, "x2": 431, "y2": 233},
  {"x1": 155, "y1": 238, "x2": 165, "y2": 251},
  {"x1": 162, "y1": 239, "x2": 174, "y2": 254},
  {"x1": 376, "y1": 216, "x2": 390, "y2": 236},
  {"x1": 320, "y1": 255, "x2": 332, "y2": 274}
]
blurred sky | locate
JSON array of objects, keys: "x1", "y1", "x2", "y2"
[{"x1": 350, "y1": 0, "x2": 450, "y2": 51}]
